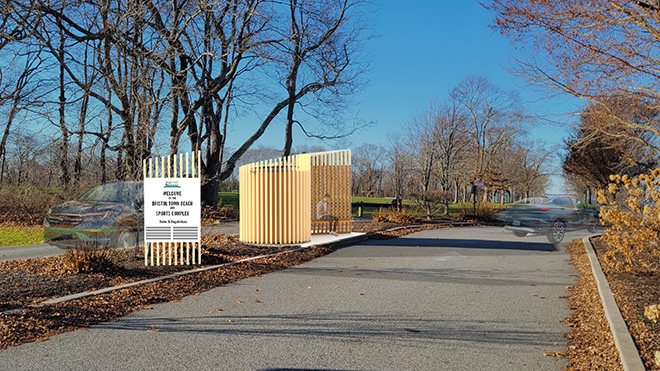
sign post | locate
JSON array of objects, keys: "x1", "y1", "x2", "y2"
[{"x1": 142, "y1": 151, "x2": 201, "y2": 266}]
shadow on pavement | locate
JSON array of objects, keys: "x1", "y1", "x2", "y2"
[
  {"x1": 94, "y1": 312, "x2": 562, "y2": 348},
  {"x1": 357, "y1": 237, "x2": 557, "y2": 252},
  {"x1": 277, "y1": 266, "x2": 556, "y2": 286}
]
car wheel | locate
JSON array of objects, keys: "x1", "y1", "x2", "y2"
[
  {"x1": 512, "y1": 231, "x2": 527, "y2": 238},
  {"x1": 547, "y1": 221, "x2": 566, "y2": 244},
  {"x1": 112, "y1": 231, "x2": 136, "y2": 250}
]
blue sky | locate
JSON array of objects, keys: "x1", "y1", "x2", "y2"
[{"x1": 226, "y1": 1, "x2": 584, "y2": 193}]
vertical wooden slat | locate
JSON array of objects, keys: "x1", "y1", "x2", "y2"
[
  {"x1": 190, "y1": 151, "x2": 195, "y2": 262},
  {"x1": 197, "y1": 150, "x2": 201, "y2": 264},
  {"x1": 276, "y1": 159, "x2": 281, "y2": 243},
  {"x1": 186, "y1": 152, "x2": 190, "y2": 264},
  {"x1": 264, "y1": 160, "x2": 274, "y2": 243},
  {"x1": 143, "y1": 158, "x2": 148, "y2": 266},
  {"x1": 240, "y1": 165, "x2": 244, "y2": 241},
  {"x1": 147, "y1": 158, "x2": 153, "y2": 266},
  {"x1": 296, "y1": 156, "x2": 302, "y2": 241},
  {"x1": 159, "y1": 157, "x2": 163, "y2": 262},
  {"x1": 249, "y1": 163, "x2": 255, "y2": 242},
  {"x1": 173, "y1": 154, "x2": 177, "y2": 266},
  {"x1": 286, "y1": 156, "x2": 292, "y2": 243}
]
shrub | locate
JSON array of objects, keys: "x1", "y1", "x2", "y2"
[
  {"x1": 60, "y1": 240, "x2": 120, "y2": 274},
  {"x1": 597, "y1": 170, "x2": 660, "y2": 271},
  {"x1": 0, "y1": 186, "x2": 87, "y2": 225},
  {"x1": 408, "y1": 190, "x2": 452, "y2": 219},
  {"x1": 201, "y1": 206, "x2": 239, "y2": 224},
  {"x1": 372, "y1": 207, "x2": 418, "y2": 224},
  {"x1": 456, "y1": 202, "x2": 501, "y2": 221}
]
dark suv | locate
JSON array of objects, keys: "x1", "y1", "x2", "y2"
[
  {"x1": 43, "y1": 181, "x2": 144, "y2": 249},
  {"x1": 497, "y1": 196, "x2": 599, "y2": 244}
]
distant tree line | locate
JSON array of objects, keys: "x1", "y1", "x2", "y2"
[
  {"x1": 352, "y1": 76, "x2": 554, "y2": 215},
  {"x1": 0, "y1": 0, "x2": 370, "y2": 205}
]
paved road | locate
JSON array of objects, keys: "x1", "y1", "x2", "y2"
[
  {"x1": 1, "y1": 226, "x2": 590, "y2": 370},
  {"x1": 0, "y1": 223, "x2": 240, "y2": 263}
]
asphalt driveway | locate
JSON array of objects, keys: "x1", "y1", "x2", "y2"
[{"x1": 1, "y1": 226, "x2": 587, "y2": 370}]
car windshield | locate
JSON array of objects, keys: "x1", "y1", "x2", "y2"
[
  {"x1": 514, "y1": 197, "x2": 549, "y2": 205},
  {"x1": 512, "y1": 196, "x2": 574, "y2": 206},
  {"x1": 78, "y1": 182, "x2": 141, "y2": 203}
]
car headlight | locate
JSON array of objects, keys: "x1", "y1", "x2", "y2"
[{"x1": 83, "y1": 211, "x2": 114, "y2": 222}]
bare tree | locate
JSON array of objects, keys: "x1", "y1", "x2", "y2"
[
  {"x1": 278, "y1": 0, "x2": 368, "y2": 156},
  {"x1": 385, "y1": 134, "x2": 411, "y2": 199},
  {"x1": 450, "y1": 75, "x2": 525, "y2": 198},
  {"x1": 487, "y1": 0, "x2": 660, "y2": 155},
  {"x1": 499, "y1": 140, "x2": 553, "y2": 201},
  {"x1": 0, "y1": 49, "x2": 43, "y2": 184},
  {"x1": 352, "y1": 143, "x2": 386, "y2": 197},
  {"x1": 434, "y1": 101, "x2": 470, "y2": 214},
  {"x1": 2, "y1": 0, "x2": 371, "y2": 204}
]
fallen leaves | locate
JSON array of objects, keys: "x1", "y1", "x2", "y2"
[
  {"x1": 561, "y1": 240, "x2": 623, "y2": 370},
  {"x1": 645, "y1": 304, "x2": 660, "y2": 323},
  {"x1": 0, "y1": 246, "x2": 333, "y2": 351}
]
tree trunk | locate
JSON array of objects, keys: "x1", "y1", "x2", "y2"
[
  {"x1": 200, "y1": 98, "x2": 223, "y2": 207},
  {"x1": 74, "y1": 93, "x2": 89, "y2": 187},
  {"x1": 283, "y1": 96, "x2": 295, "y2": 156},
  {"x1": 58, "y1": 27, "x2": 70, "y2": 189},
  {"x1": 0, "y1": 104, "x2": 18, "y2": 184}
]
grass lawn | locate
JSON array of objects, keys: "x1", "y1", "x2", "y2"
[
  {"x1": 0, "y1": 225, "x2": 44, "y2": 247},
  {"x1": 218, "y1": 192, "x2": 240, "y2": 209},
  {"x1": 217, "y1": 192, "x2": 509, "y2": 219},
  {"x1": 351, "y1": 196, "x2": 416, "y2": 218}
]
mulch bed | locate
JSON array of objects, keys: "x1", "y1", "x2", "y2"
[
  {"x1": 560, "y1": 237, "x2": 660, "y2": 370},
  {"x1": 591, "y1": 236, "x2": 660, "y2": 370},
  {"x1": 0, "y1": 234, "x2": 292, "y2": 312},
  {"x1": 0, "y1": 220, "x2": 464, "y2": 351},
  {"x1": 0, "y1": 246, "x2": 332, "y2": 350}
]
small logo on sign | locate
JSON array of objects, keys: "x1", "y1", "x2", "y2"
[{"x1": 164, "y1": 181, "x2": 180, "y2": 188}]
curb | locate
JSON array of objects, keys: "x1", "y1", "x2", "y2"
[{"x1": 582, "y1": 236, "x2": 646, "y2": 371}]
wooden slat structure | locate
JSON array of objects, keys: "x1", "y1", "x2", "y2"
[
  {"x1": 142, "y1": 151, "x2": 201, "y2": 266},
  {"x1": 240, "y1": 149, "x2": 351, "y2": 245}
]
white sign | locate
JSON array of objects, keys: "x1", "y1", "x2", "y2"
[{"x1": 144, "y1": 177, "x2": 200, "y2": 243}]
